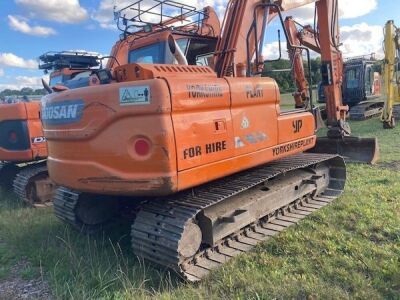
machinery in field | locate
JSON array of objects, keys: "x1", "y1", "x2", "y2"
[
  {"x1": 39, "y1": 51, "x2": 102, "y2": 90},
  {"x1": 381, "y1": 20, "x2": 400, "y2": 129},
  {"x1": 284, "y1": 19, "x2": 383, "y2": 121},
  {"x1": 42, "y1": 0, "x2": 378, "y2": 281},
  {"x1": 343, "y1": 56, "x2": 383, "y2": 120},
  {"x1": 0, "y1": 52, "x2": 102, "y2": 207},
  {"x1": 0, "y1": 101, "x2": 53, "y2": 207}
]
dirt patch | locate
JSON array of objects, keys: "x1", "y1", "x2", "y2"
[
  {"x1": 0, "y1": 260, "x2": 53, "y2": 300},
  {"x1": 379, "y1": 161, "x2": 400, "y2": 171}
]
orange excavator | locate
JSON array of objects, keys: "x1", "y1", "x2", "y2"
[
  {"x1": 42, "y1": 0, "x2": 376, "y2": 281},
  {"x1": 0, "y1": 101, "x2": 51, "y2": 206},
  {"x1": 284, "y1": 14, "x2": 378, "y2": 163},
  {"x1": 0, "y1": 52, "x2": 102, "y2": 206}
]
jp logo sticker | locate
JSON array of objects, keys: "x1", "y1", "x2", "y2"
[{"x1": 120, "y1": 86, "x2": 150, "y2": 105}]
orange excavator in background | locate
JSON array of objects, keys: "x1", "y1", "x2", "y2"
[
  {"x1": 0, "y1": 101, "x2": 51, "y2": 206},
  {"x1": 0, "y1": 52, "x2": 102, "y2": 207},
  {"x1": 284, "y1": 14, "x2": 378, "y2": 163},
  {"x1": 286, "y1": 19, "x2": 383, "y2": 121},
  {"x1": 42, "y1": 0, "x2": 376, "y2": 281}
]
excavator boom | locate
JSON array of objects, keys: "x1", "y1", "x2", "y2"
[{"x1": 382, "y1": 20, "x2": 400, "y2": 128}]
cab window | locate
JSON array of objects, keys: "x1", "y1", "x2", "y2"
[
  {"x1": 346, "y1": 68, "x2": 360, "y2": 89},
  {"x1": 49, "y1": 75, "x2": 63, "y2": 87},
  {"x1": 129, "y1": 43, "x2": 165, "y2": 64}
]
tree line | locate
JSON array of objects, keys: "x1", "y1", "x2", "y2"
[
  {"x1": 0, "y1": 87, "x2": 46, "y2": 99},
  {"x1": 263, "y1": 57, "x2": 322, "y2": 94}
]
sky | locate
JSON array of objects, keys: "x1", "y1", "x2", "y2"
[{"x1": 0, "y1": 0, "x2": 398, "y2": 91}]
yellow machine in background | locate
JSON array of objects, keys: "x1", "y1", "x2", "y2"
[{"x1": 382, "y1": 20, "x2": 400, "y2": 129}]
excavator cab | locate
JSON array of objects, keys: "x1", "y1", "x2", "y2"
[
  {"x1": 343, "y1": 59, "x2": 378, "y2": 106},
  {"x1": 340, "y1": 57, "x2": 384, "y2": 121},
  {"x1": 126, "y1": 32, "x2": 217, "y2": 67}
]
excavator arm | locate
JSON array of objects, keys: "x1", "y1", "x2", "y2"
[
  {"x1": 214, "y1": 0, "x2": 318, "y2": 77},
  {"x1": 284, "y1": 17, "x2": 317, "y2": 108},
  {"x1": 382, "y1": 20, "x2": 400, "y2": 128},
  {"x1": 282, "y1": 3, "x2": 378, "y2": 163}
]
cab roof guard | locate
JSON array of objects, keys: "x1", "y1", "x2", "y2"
[
  {"x1": 39, "y1": 51, "x2": 101, "y2": 72},
  {"x1": 114, "y1": 0, "x2": 208, "y2": 38}
]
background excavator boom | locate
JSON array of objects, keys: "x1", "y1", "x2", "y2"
[
  {"x1": 280, "y1": 1, "x2": 379, "y2": 163},
  {"x1": 382, "y1": 20, "x2": 400, "y2": 129}
]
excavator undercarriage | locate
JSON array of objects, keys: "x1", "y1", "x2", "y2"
[
  {"x1": 13, "y1": 162, "x2": 54, "y2": 207},
  {"x1": 348, "y1": 101, "x2": 384, "y2": 120},
  {"x1": 53, "y1": 153, "x2": 345, "y2": 281},
  {"x1": 0, "y1": 161, "x2": 54, "y2": 207}
]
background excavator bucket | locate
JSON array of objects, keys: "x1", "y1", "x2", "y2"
[{"x1": 310, "y1": 136, "x2": 379, "y2": 164}]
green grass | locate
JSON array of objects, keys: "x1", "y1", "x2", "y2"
[{"x1": 0, "y1": 117, "x2": 400, "y2": 299}]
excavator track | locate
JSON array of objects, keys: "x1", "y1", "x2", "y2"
[
  {"x1": 348, "y1": 101, "x2": 384, "y2": 120},
  {"x1": 53, "y1": 153, "x2": 345, "y2": 281},
  {"x1": 0, "y1": 162, "x2": 19, "y2": 189},
  {"x1": 54, "y1": 188, "x2": 84, "y2": 230},
  {"x1": 131, "y1": 153, "x2": 346, "y2": 281},
  {"x1": 54, "y1": 188, "x2": 120, "y2": 234},
  {"x1": 13, "y1": 163, "x2": 54, "y2": 208}
]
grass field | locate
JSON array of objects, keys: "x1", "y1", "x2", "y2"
[{"x1": 0, "y1": 111, "x2": 399, "y2": 299}]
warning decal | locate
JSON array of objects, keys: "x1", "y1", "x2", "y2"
[{"x1": 119, "y1": 86, "x2": 151, "y2": 106}]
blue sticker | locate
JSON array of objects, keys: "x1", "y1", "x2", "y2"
[{"x1": 42, "y1": 99, "x2": 84, "y2": 125}]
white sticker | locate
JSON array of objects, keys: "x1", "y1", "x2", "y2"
[
  {"x1": 235, "y1": 137, "x2": 246, "y2": 148},
  {"x1": 119, "y1": 86, "x2": 150, "y2": 105},
  {"x1": 241, "y1": 116, "x2": 250, "y2": 129}
]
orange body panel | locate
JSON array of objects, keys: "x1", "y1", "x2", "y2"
[
  {"x1": 43, "y1": 64, "x2": 316, "y2": 196},
  {"x1": 0, "y1": 102, "x2": 47, "y2": 162}
]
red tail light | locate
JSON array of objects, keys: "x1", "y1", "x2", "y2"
[{"x1": 134, "y1": 138, "x2": 151, "y2": 156}]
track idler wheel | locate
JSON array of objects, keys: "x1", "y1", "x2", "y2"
[
  {"x1": 310, "y1": 136, "x2": 379, "y2": 164},
  {"x1": 178, "y1": 222, "x2": 202, "y2": 259}
]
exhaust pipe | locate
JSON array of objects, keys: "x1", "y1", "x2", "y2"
[{"x1": 309, "y1": 136, "x2": 379, "y2": 164}]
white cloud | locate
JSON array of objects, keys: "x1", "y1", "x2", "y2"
[
  {"x1": 15, "y1": 76, "x2": 43, "y2": 87},
  {"x1": 340, "y1": 23, "x2": 383, "y2": 58},
  {"x1": 0, "y1": 69, "x2": 4, "y2": 77},
  {"x1": 15, "y1": 0, "x2": 88, "y2": 24},
  {"x1": 284, "y1": 0, "x2": 377, "y2": 24},
  {"x1": 0, "y1": 53, "x2": 37, "y2": 69},
  {"x1": 0, "y1": 75, "x2": 48, "y2": 91},
  {"x1": 8, "y1": 15, "x2": 56, "y2": 37}
]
